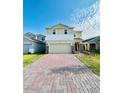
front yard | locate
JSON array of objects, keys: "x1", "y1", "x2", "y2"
[
  {"x1": 23, "y1": 54, "x2": 45, "y2": 67},
  {"x1": 79, "y1": 52, "x2": 100, "y2": 76}
]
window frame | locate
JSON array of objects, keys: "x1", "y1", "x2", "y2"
[
  {"x1": 53, "y1": 29, "x2": 56, "y2": 35},
  {"x1": 64, "y1": 29, "x2": 68, "y2": 34},
  {"x1": 74, "y1": 34, "x2": 76, "y2": 37}
]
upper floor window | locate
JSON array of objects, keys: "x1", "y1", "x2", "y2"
[
  {"x1": 74, "y1": 34, "x2": 76, "y2": 37},
  {"x1": 64, "y1": 29, "x2": 68, "y2": 34},
  {"x1": 53, "y1": 29, "x2": 56, "y2": 35},
  {"x1": 42, "y1": 37, "x2": 45, "y2": 41}
]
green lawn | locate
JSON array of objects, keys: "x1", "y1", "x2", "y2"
[
  {"x1": 79, "y1": 52, "x2": 100, "y2": 76},
  {"x1": 23, "y1": 54, "x2": 45, "y2": 67}
]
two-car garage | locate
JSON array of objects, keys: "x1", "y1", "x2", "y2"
[{"x1": 49, "y1": 43, "x2": 72, "y2": 54}]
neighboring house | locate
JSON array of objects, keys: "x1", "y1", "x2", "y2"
[
  {"x1": 23, "y1": 32, "x2": 46, "y2": 54},
  {"x1": 82, "y1": 36, "x2": 100, "y2": 52},
  {"x1": 24, "y1": 32, "x2": 46, "y2": 42},
  {"x1": 35, "y1": 34, "x2": 46, "y2": 42},
  {"x1": 46, "y1": 23, "x2": 83, "y2": 54}
]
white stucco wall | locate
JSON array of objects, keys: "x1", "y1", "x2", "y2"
[
  {"x1": 74, "y1": 32, "x2": 82, "y2": 38},
  {"x1": 46, "y1": 28, "x2": 74, "y2": 35},
  {"x1": 46, "y1": 35, "x2": 74, "y2": 41}
]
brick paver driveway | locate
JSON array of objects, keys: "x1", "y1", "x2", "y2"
[{"x1": 24, "y1": 54, "x2": 100, "y2": 93}]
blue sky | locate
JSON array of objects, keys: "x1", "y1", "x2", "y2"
[{"x1": 23, "y1": 0, "x2": 97, "y2": 35}]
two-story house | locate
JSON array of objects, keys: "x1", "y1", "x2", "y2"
[{"x1": 46, "y1": 23, "x2": 83, "y2": 54}]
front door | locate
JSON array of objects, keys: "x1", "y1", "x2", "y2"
[{"x1": 75, "y1": 42, "x2": 80, "y2": 51}]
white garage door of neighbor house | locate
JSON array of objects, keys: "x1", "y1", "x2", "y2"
[
  {"x1": 49, "y1": 43, "x2": 71, "y2": 54},
  {"x1": 23, "y1": 44, "x2": 31, "y2": 53}
]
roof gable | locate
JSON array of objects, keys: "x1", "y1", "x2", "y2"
[
  {"x1": 52, "y1": 23, "x2": 69, "y2": 28},
  {"x1": 46, "y1": 23, "x2": 74, "y2": 29}
]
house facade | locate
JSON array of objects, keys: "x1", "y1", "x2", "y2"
[
  {"x1": 23, "y1": 32, "x2": 46, "y2": 54},
  {"x1": 82, "y1": 36, "x2": 100, "y2": 52},
  {"x1": 46, "y1": 23, "x2": 83, "y2": 54}
]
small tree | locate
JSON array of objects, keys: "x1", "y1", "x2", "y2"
[{"x1": 71, "y1": 0, "x2": 100, "y2": 32}]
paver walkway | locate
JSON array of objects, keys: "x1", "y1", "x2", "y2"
[{"x1": 24, "y1": 54, "x2": 100, "y2": 93}]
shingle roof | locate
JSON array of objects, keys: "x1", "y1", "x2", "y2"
[
  {"x1": 23, "y1": 32, "x2": 45, "y2": 43},
  {"x1": 23, "y1": 36, "x2": 45, "y2": 44},
  {"x1": 24, "y1": 32, "x2": 45, "y2": 39},
  {"x1": 83, "y1": 36, "x2": 100, "y2": 43},
  {"x1": 35, "y1": 34, "x2": 46, "y2": 37},
  {"x1": 24, "y1": 32, "x2": 35, "y2": 39}
]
